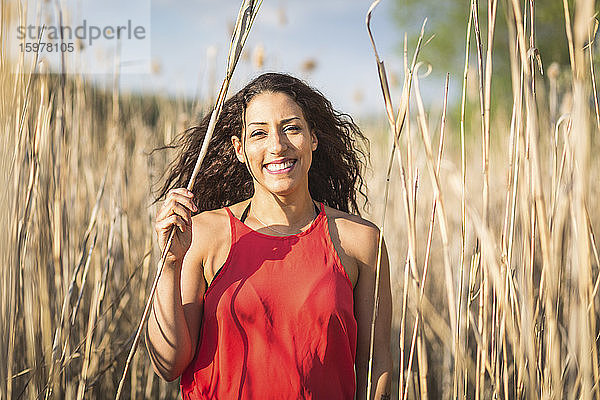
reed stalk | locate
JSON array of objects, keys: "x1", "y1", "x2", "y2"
[
  {"x1": 114, "y1": 2, "x2": 261, "y2": 399},
  {"x1": 455, "y1": 2, "x2": 474, "y2": 397},
  {"x1": 3, "y1": 0, "x2": 600, "y2": 398},
  {"x1": 366, "y1": 3, "x2": 432, "y2": 396},
  {"x1": 403, "y1": 72, "x2": 449, "y2": 400}
]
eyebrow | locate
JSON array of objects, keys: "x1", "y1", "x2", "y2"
[{"x1": 247, "y1": 117, "x2": 301, "y2": 126}]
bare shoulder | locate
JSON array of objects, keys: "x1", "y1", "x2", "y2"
[
  {"x1": 188, "y1": 201, "x2": 250, "y2": 282},
  {"x1": 188, "y1": 206, "x2": 231, "y2": 269},
  {"x1": 191, "y1": 207, "x2": 230, "y2": 239},
  {"x1": 323, "y1": 205, "x2": 381, "y2": 267}
]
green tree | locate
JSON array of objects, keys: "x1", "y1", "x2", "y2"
[{"x1": 392, "y1": 0, "x2": 576, "y2": 100}]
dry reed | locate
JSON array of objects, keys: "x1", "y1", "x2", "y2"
[{"x1": 2, "y1": 0, "x2": 600, "y2": 399}]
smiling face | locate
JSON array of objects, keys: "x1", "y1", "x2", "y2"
[{"x1": 231, "y1": 91, "x2": 318, "y2": 197}]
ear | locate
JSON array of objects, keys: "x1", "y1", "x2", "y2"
[
  {"x1": 310, "y1": 130, "x2": 318, "y2": 151},
  {"x1": 231, "y1": 135, "x2": 245, "y2": 163}
]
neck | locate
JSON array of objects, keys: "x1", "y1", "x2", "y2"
[{"x1": 250, "y1": 186, "x2": 317, "y2": 229}]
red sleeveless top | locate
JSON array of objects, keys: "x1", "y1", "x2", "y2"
[{"x1": 180, "y1": 202, "x2": 357, "y2": 399}]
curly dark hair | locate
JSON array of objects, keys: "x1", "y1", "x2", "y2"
[{"x1": 152, "y1": 72, "x2": 370, "y2": 215}]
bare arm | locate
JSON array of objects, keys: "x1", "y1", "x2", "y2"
[
  {"x1": 145, "y1": 188, "x2": 206, "y2": 382},
  {"x1": 353, "y1": 226, "x2": 393, "y2": 400}
]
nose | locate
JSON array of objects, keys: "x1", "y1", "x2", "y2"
[{"x1": 267, "y1": 130, "x2": 288, "y2": 153}]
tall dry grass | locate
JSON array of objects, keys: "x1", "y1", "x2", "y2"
[
  {"x1": 1, "y1": 4, "x2": 189, "y2": 399},
  {"x1": 1, "y1": 0, "x2": 600, "y2": 399},
  {"x1": 365, "y1": 0, "x2": 600, "y2": 398}
]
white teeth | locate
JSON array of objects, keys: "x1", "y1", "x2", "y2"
[{"x1": 265, "y1": 160, "x2": 295, "y2": 171}]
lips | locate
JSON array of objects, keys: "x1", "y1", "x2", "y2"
[{"x1": 264, "y1": 158, "x2": 297, "y2": 173}]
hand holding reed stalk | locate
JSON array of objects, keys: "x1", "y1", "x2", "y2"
[{"x1": 114, "y1": 2, "x2": 261, "y2": 399}]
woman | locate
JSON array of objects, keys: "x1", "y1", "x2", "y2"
[{"x1": 147, "y1": 73, "x2": 392, "y2": 399}]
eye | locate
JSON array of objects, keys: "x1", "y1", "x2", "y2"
[
  {"x1": 283, "y1": 125, "x2": 301, "y2": 133},
  {"x1": 250, "y1": 129, "x2": 267, "y2": 138}
]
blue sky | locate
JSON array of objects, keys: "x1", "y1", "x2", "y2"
[
  {"x1": 14, "y1": 0, "x2": 409, "y2": 116},
  {"x1": 138, "y1": 0, "x2": 404, "y2": 116}
]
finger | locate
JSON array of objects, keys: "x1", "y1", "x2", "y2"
[
  {"x1": 169, "y1": 187, "x2": 194, "y2": 200},
  {"x1": 158, "y1": 195, "x2": 197, "y2": 221},
  {"x1": 163, "y1": 214, "x2": 187, "y2": 233},
  {"x1": 155, "y1": 216, "x2": 179, "y2": 236},
  {"x1": 172, "y1": 194, "x2": 198, "y2": 214},
  {"x1": 156, "y1": 213, "x2": 187, "y2": 233},
  {"x1": 161, "y1": 200, "x2": 194, "y2": 223},
  {"x1": 169, "y1": 203, "x2": 193, "y2": 224},
  {"x1": 165, "y1": 193, "x2": 198, "y2": 214}
]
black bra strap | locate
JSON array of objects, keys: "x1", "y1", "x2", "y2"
[
  {"x1": 239, "y1": 201, "x2": 320, "y2": 224},
  {"x1": 240, "y1": 202, "x2": 251, "y2": 223}
]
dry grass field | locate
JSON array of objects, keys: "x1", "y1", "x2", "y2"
[{"x1": 2, "y1": 0, "x2": 600, "y2": 399}]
